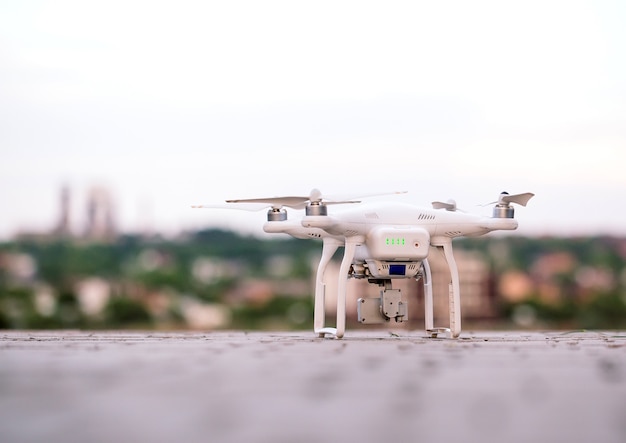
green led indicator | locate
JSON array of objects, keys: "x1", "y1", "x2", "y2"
[{"x1": 385, "y1": 237, "x2": 406, "y2": 246}]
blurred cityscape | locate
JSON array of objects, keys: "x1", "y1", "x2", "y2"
[{"x1": 1, "y1": 186, "x2": 625, "y2": 331}]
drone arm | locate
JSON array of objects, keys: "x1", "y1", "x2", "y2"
[{"x1": 314, "y1": 238, "x2": 342, "y2": 335}]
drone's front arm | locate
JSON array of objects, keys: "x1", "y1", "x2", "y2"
[{"x1": 263, "y1": 220, "x2": 327, "y2": 240}]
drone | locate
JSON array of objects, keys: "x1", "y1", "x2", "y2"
[{"x1": 193, "y1": 189, "x2": 534, "y2": 339}]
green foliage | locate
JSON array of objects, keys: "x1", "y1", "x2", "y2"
[
  {"x1": 55, "y1": 290, "x2": 86, "y2": 328},
  {"x1": 0, "y1": 312, "x2": 9, "y2": 328},
  {"x1": 104, "y1": 296, "x2": 152, "y2": 328},
  {"x1": 501, "y1": 296, "x2": 577, "y2": 324},
  {"x1": 0, "y1": 287, "x2": 82, "y2": 329},
  {"x1": 579, "y1": 292, "x2": 626, "y2": 329},
  {"x1": 231, "y1": 296, "x2": 314, "y2": 330},
  {"x1": 193, "y1": 279, "x2": 237, "y2": 303},
  {"x1": 0, "y1": 287, "x2": 36, "y2": 329},
  {"x1": 502, "y1": 291, "x2": 626, "y2": 329}
]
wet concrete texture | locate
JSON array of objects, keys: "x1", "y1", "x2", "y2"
[{"x1": 1, "y1": 330, "x2": 625, "y2": 443}]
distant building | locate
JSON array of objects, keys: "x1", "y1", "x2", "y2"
[
  {"x1": 53, "y1": 185, "x2": 72, "y2": 237},
  {"x1": 84, "y1": 187, "x2": 117, "y2": 241},
  {"x1": 18, "y1": 185, "x2": 119, "y2": 242}
]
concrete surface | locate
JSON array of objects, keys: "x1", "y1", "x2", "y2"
[{"x1": 1, "y1": 329, "x2": 625, "y2": 443}]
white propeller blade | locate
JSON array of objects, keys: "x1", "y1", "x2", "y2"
[
  {"x1": 483, "y1": 192, "x2": 536, "y2": 207},
  {"x1": 226, "y1": 188, "x2": 325, "y2": 209},
  {"x1": 223, "y1": 188, "x2": 404, "y2": 210},
  {"x1": 500, "y1": 192, "x2": 535, "y2": 207},
  {"x1": 432, "y1": 199, "x2": 457, "y2": 211},
  {"x1": 198, "y1": 189, "x2": 408, "y2": 212},
  {"x1": 225, "y1": 196, "x2": 310, "y2": 209}
]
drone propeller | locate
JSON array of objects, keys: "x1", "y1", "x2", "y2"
[
  {"x1": 488, "y1": 191, "x2": 535, "y2": 218},
  {"x1": 497, "y1": 191, "x2": 535, "y2": 207},
  {"x1": 225, "y1": 188, "x2": 361, "y2": 210},
  {"x1": 432, "y1": 199, "x2": 458, "y2": 211},
  {"x1": 481, "y1": 192, "x2": 535, "y2": 207},
  {"x1": 195, "y1": 188, "x2": 407, "y2": 221}
]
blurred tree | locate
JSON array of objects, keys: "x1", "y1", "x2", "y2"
[{"x1": 104, "y1": 296, "x2": 152, "y2": 328}]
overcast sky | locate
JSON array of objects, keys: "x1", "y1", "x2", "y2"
[{"x1": 1, "y1": 0, "x2": 625, "y2": 239}]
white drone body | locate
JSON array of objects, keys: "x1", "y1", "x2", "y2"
[{"x1": 194, "y1": 190, "x2": 534, "y2": 339}]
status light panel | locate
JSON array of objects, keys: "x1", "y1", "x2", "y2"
[
  {"x1": 368, "y1": 227, "x2": 430, "y2": 260},
  {"x1": 385, "y1": 237, "x2": 406, "y2": 246}
]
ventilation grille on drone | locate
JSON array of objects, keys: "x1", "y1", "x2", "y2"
[
  {"x1": 445, "y1": 231, "x2": 463, "y2": 237},
  {"x1": 418, "y1": 214, "x2": 435, "y2": 220}
]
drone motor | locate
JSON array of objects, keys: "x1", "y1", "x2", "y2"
[
  {"x1": 493, "y1": 202, "x2": 515, "y2": 219},
  {"x1": 267, "y1": 207, "x2": 288, "y2": 222},
  {"x1": 492, "y1": 191, "x2": 535, "y2": 219},
  {"x1": 305, "y1": 201, "x2": 328, "y2": 216}
]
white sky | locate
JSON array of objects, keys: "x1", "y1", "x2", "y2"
[{"x1": 1, "y1": 0, "x2": 625, "y2": 239}]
